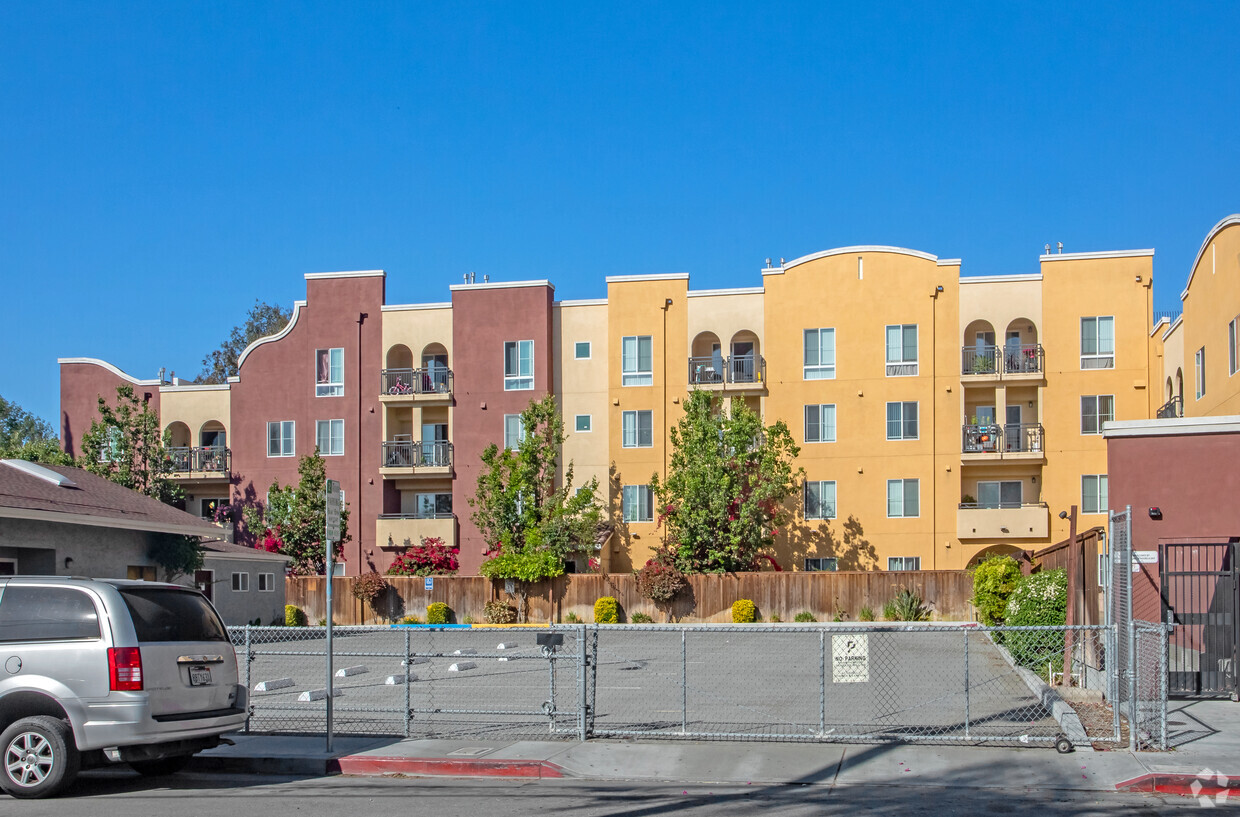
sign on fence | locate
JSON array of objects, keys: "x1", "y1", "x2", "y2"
[
  {"x1": 424, "y1": 576, "x2": 434, "y2": 591},
  {"x1": 831, "y1": 634, "x2": 869, "y2": 683}
]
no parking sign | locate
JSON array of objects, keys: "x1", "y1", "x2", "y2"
[{"x1": 831, "y1": 634, "x2": 869, "y2": 683}]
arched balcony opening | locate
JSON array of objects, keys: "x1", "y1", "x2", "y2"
[
  {"x1": 421, "y1": 342, "x2": 451, "y2": 392},
  {"x1": 689, "y1": 332, "x2": 723, "y2": 384},
  {"x1": 1003, "y1": 319, "x2": 1042, "y2": 374},
  {"x1": 166, "y1": 421, "x2": 191, "y2": 449},
  {"x1": 729, "y1": 330, "x2": 763, "y2": 384},
  {"x1": 962, "y1": 320, "x2": 997, "y2": 374}
]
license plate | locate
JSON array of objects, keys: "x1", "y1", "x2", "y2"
[{"x1": 189, "y1": 666, "x2": 212, "y2": 686}]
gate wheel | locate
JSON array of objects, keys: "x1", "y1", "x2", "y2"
[{"x1": 1054, "y1": 735, "x2": 1074, "y2": 754}]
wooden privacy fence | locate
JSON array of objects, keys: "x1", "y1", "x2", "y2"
[{"x1": 287, "y1": 570, "x2": 976, "y2": 625}]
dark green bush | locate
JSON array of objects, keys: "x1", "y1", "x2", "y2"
[
  {"x1": 884, "y1": 590, "x2": 931, "y2": 621},
  {"x1": 285, "y1": 605, "x2": 307, "y2": 627},
  {"x1": 971, "y1": 555, "x2": 1022, "y2": 625},
  {"x1": 1003, "y1": 569, "x2": 1067, "y2": 671},
  {"x1": 794, "y1": 611, "x2": 817, "y2": 623},
  {"x1": 630, "y1": 612, "x2": 654, "y2": 623}
]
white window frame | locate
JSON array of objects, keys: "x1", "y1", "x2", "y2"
[
  {"x1": 1080, "y1": 395, "x2": 1115, "y2": 435},
  {"x1": 621, "y1": 335, "x2": 654, "y2": 387},
  {"x1": 622, "y1": 485, "x2": 653, "y2": 523},
  {"x1": 503, "y1": 340, "x2": 535, "y2": 391},
  {"x1": 804, "y1": 404, "x2": 836, "y2": 444},
  {"x1": 315, "y1": 419, "x2": 344, "y2": 456},
  {"x1": 885, "y1": 324, "x2": 919, "y2": 376},
  {"x1": 804, "y1": 480, "x2": 837, "y2": 520},
  {"x1": 574, "y1": 341, "x2": 592, "y2": 360},
  {"x1": 804, "y1": 557, "x2": 838, "y2": 571},
  {"x1": 575, "y1": 414, "x2": 592, "y2": 433},
  {"x1": 886, "y1": 401, "x2": 918, "y2": 440},
  {"x1": 1082, "y1": 474, "x2": 1109, "y2": 515},
  {"x1": 504, "y1": 414, "x2": 525, "y2": 449},
  {"x1": 98, "y1": 426, "x2": 123, "y2": 463},
  {"x1": 315, "y1": 348, "x2": 345, "y2": 397},
  {"x1": 1080, "y1": 316, "x2": 1115, "y2": 369},
  {"x1": 231, "y1": 572, "x2": 249, "y2": 592},
  {"x1": 267, "y1": 420, "x2": 295, "y2": 457},
  {"x1": 1230, "y1": 317, "x2": 1239, "y2": 377},
  {"x1": 622, "y1": 410, "x2": 654, "y2": 448},
  {"x1": 1196, "y1": 347, "x2": 1206, "y2": 399},
  {"x1": 803, "y1": 328, "x2": 836, "y2": 380},
  {"x1": 887, "y1": 479, "x2": 920, "y2": 518},
  {"x1": 888, "y1": 556, "x2": 921, "y2": 571},
  {"x1": 258, "y1": 573, "x2": 275, "y2": 592}
]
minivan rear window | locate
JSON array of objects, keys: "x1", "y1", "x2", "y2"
[
  {"x1": 0, "y1": 587, "x2": 101, "y2": 642},
  {"x1": 119, "y1": 588, "x2": 228, "y2": 642}
]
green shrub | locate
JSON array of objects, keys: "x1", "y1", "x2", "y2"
[
  {"x1": 426, "y1": 602, "x2": 451, "y2": 625},
  {"x1": 1003, "y1": 569, "x2": 1068, "y2": 671},
  {"x1": 564, "y1": 611, "x2": 581, "y2": 623},
  {"x1": 858, "y1": 606, "x2": 876, "y2": 622},
  {"x1": 594, "y1": 597, "x2": 619, "y2": 624},
  {"x1": 794, "y1": 611, "x2": 816, "y2": 623},
  {"x1": 462, "y1": 615, "x2": 475, "y2": 624},
  {"x1": 399, "y1": 614, "x2": 422, "y2": 625},
  {"x1": 483, "y1": 600, "x2": 517, "y2": 624},
  {"x1": 630, "y1": 612, "x2": 654, "y2": 623},
  {"x1": 768, "y1": 613, "x2": 782, "y2": 623},
  {"x1": 971, "y1": 555, "x2": 1023, "y2": 626},
  {"x1": 731, "y1": 599, "x2": 757, "y2": 623},
  {"x1": 884, "y1": 590, "x2": 931, "y2": 621},
  {"x1": 285, "y1": 605, "x2": 307, "y2": 627}
]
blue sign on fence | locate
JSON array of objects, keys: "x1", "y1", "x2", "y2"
[{"x1": 424, "y1": 576, "x2": 434, "y2": 591}]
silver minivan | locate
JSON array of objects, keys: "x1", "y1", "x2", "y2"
[{"x1": 0, "y1": 577, "x2": 246, "y2": 798}]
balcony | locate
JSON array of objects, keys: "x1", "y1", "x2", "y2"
[
  {"x1": 167, "y1": 446, "x2": 230, "y2": 480},
  {"x1": 1156, "y1": 395, "x2": 1183, "y2": 419},
  {"x1": 380, "y1": 439, "x2": 453, "y2": 478},
  {"x1": 379, "y1": 368, "x2": 453, "y2": 403},
  {"x1": 687, "y1": 354, "x2": 766, "y2": 391},
  {"x1": 376, "y1": 513, "x2": 457, "y2": 551},
  {"x1": 961, "y1": 344, "x2": 1044, "y2": 381},
  {"x1": 957, "y1": 502, "x2": 1050, "y2": 540},
  {"x1": 962, "y1": 423, "x2": 1045, "y2": 462}
]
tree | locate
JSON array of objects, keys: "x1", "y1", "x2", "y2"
[
  {"x1": 242, "y1": 451, "x2": 350, "y2": 576},
  {"x1": 79, "y1": 385, "x2": 183, "y2": 506},
  {"x1": 148, "y1": 533, "x2": 205, "y2": 582},
  {"x1": 196, "y1": 299, "x2": 291, "y2": 384},
  {"x1": 472, "y1": 396, "x2": 602, "y2": 614},
  {"x1": 650, "y1": 391, "x2": 802, "y2": 574},
  {"x1": 0, "y1": 395, "x2": 71, "y2": 464}
]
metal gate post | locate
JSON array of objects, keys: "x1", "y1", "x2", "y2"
[
  {"x1": 589, "y1": 625, "x2": 598, "y2": 735},
  {"x1": 818, "y1": 629, "x2": 826, "y2": 737},
  {"x1": 681, "y1": 629, "x2": 688, "y2": 735},
  {"x1": 1126, "y1": 507, "x2": 1137, "y2": 751},
  {"x1": 577, "y1": 624, "x2": 588, "y2": 741},
  {"x1": 1112, "y1": 624, "x2": 1121, "y2": 743},
  {"x1": 1160, "y1": 623, "x2": 1169, "y2": 750},
  {"x1": 963, "y1": 626, "x2": 970, "y2": 741},
  {"x1": 243, "y1": 626, "x2": 252, "y2": 734},
  {"x1": 404, "y1": 628, "x2": 412, "y2": 738}
]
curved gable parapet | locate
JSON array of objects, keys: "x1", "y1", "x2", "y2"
[
  {"x1": 235, "y1": 300, "x2": 306, "y2": 371},
  {"x1": 1183, "y1": 214, "x2": 1240, "y2": 301},
  {"x1": 56, "y1": 357, "x2": 160, "y2": 386},
  {"x1": 771, "y1": 245, "x2": 939, "y2": 274}
]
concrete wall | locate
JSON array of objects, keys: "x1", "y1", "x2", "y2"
[
  {"x1": 0, "y1": 518, "x2": 165, "y2": 580},
  {"x1": 199, "y1": 555, "x2": 288, "y2": 625}
]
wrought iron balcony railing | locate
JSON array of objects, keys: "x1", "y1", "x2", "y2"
[
  {"x1": 381, "y1": 367, "x2": 453, "y2": 396},
  {"x1": 167, "y1": 446, "x2": 230, "y2": 475},
  {"x1": 1156, "y1": 395, "x2": 1183, "y2": 419},
  {"x1": 687, "y1": 354, "x2": 766, "y2": 386},
  {"x1": 381, "y1": 440, "x2": 453, "y2": 469}
]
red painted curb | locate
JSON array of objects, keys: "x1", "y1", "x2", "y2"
[
  {"x1": 331, "y1": 755, "x2": 566, "y2": 779},
  {"x1": 1115, "y1": 772, "x2": 1237, "y2": 797}
]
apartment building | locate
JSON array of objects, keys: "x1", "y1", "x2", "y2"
[{"x1": 59, "y1": 240, "x2": 1162, "y2": 576}]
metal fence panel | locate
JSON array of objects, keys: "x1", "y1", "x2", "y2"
[{"x1": 1132, "y1": 621, "x2": 1171, "y2": 751}]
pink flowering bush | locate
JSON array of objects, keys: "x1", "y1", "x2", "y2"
[{"x1": 386, "y1": 536, "x2": 460, "y2": 577}]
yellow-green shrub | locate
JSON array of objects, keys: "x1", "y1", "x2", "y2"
[
  {"x1": 594, "y1": 596, "x2": 619, "y2": 624},
  {"x1": 426, "y1": 602, "x2": 451, "y2": 624},
  {"x1": 285, "y1": 605, "x2": 307, "y2": 627},
  {"x1": 731, "y1": 599, "x2": 757, "y2": 623}
]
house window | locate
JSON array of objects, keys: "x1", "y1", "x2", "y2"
[
  {"x1": 622, "y1": 410, "x2": 654, "y2": 448},
  {"x1": 1080, "y1": 317, "x2": 1115, "y2": 369},
  {"x1": 804, "y1": 404, "x2": 836, "y2": 444},
  {"x1": 621, "y1": 335, "x2": 654, "y2": 386},
  {"x1": 126, "y1": 565, "x2": 157, "y2": 581},
  {"x1": 200, "y1": 497, "x2": 227, "y2": 520},
  {"x1": 805, "y1": 558, "x2": 838, "y2": 571},
  {"x1": 622, "y1": 485, "x2": 653, "y2": 522},
  {"x1": 1097, "y1": 553, "x2": 1110, "y2": 588},
  {"x1": 98, "y1": 426, "x2": 123, "y2": 463},
  {"x1": 315, "y1": 419, "x2": 344, "y2": 456},
  {"x1": 575, "y1": 341, "x2": 592, "y2": 360},
  {"x1": 805, "y1": 480, "x2": 837, "y2": 520},
  {"x1": 504, "y1": 414, "x2": 525, "y2": 449},
  {"x1": 415, "y1": 493, "x2": 452, "y2": 517},
  {"x1": 1080, "y1": 395, "x2": 1115, "y2": 435},
  {"x1": 1082, "y1": 474, "x2": 1109, "y2": 515},
  {"x1": 887, "y1": 479, "x2": 920, "y2": 518},
  {"x1": 1196, "y1": 347, "x2": 1206, "y2": 399},
  {"x1": 886, "y1": 401, "x2": 918, "y2": 440},
  {"x1": 575, "y1": 414, "x2": 592, "y2": 432},
  {"x1": 803, "y1": 328, "x2": 836, "y2": 380},
  {"x1": 977, "y1": 480, "x2": 1022, "y2": 508},
  {"x1": 258, "y1": 573, "x2": 275, "y2": 592},
  {"x1": 885, "y1": 325, "x2": 919, "y2": 376},
  {"x1": 504, "y1": 340, "x2": 534, "y2": 390},
  {"x1": 315, "y1": 348, "x2": 345, "y2": 396},
  {"x1": 1230, "y1": 317, "x2": 1239, "y2": 377},
  {"x1": 888, "y1": 556, "x2": 921, "y2": 571},
  {"x1": 231, "y1": 572, "x2": 249, "y2": 592},
  {"x1": 267, "y1": 421, "x2": 295, "y2": 457}
]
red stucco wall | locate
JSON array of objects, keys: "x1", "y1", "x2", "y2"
[{"x1": 59, "y1": 362, "x2": 161, "y2": 458}]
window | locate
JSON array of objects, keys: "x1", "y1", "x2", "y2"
[
  {"x1": 258, "y1": 573, "x2": 275, "y2": 592},
  {"x1": 118, "y1": 588, "x2": 228, "y2": 642},
  {"x1": 622, "y1": 410, "x2": 654, "y2": 448},
  {"x1": 805, "y1": 558, "x2": 838, "y2": 571},
  {"x1": 622, "y1": 485, "x2": 653, "y2": 522},
  {"x1": 231, "y1": 572, "x2": 249, "y2": 592},
  {"x1": 804, "y1": 404, "x2": 836, "y2": 443},
  {"x1": 1080, "y1": 395, "x2": 1115, "y2": 435},
  {"x1": 0, "y1": 587, "x2": 100, "y2": 642},
  {"x1": 575, "y1": 414, "x2": 592, "y2": 432},
  {"x1": 98, "y1": 426, "x2": 123, "y2": 463},
  {"x1": 1098, "y1": 553, "x2": 1110, "y2": 588},
  {"x1": 888, "y1": 557, "x2": 921, "y2": 571},
  {"x1": 267, "y1": 421, "x2": 295, "y2": 457},
  {"x1": 886, "y1": 401, "x2": 918, "y2": 440},
  {"x1": 504, "y1": 414, "x2": 525, "y2": 449},
  {"x1": 316, "y1": 419, "x2": 344, "y2": 456},
  {"x1": 504, "y1": 340, "x2": 534, "y2": 390},
  {"x1": 885, "y1": 325, "x2": 919, "y2": 376},
  {"x1": 315, "y1": 347, "x2": 345, "y2": 396},
  {"x1": 1082, "y1": 474, "x2": 1109, "y2": 515},
  {"x1": 887, "y1": 479, "x2": 920, "y2": 518},
  {"x1": 976, "y1": 480, "x2": 1022, "y2": 508},
  {"x1": 415, "y1": 493, "x2": 452, "y2": 517},
  {"x1": 575, "y1": 341, "x2": 592, "y2": 360},
  {"x1": 1196, "y1": 347, "x2": 1206, "y2": 399},
  {"x1": 1080, "y1": 317, "x2": 1115, "y2": 369},
  {"x1": 1230, "y1": 317, "x2": 1239, "y2": 377},
  {"x1": 804, "y1": 480, "x2": 837, "y2": 520},
  {"x1": 126, "y1": 566, "x2": 157, "y2": 581},
  {"x1": 803, "y1": 328, "x2": 836, "y2": 380},
  {"x1": 200, "y1": 497, "x2": 227, "y2": 520},
  {"x1": 621, "y1": 335, "x2": 653, "y2": 386}
]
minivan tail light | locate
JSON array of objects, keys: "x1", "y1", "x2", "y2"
[{"x1": 108, "y1": 647, "x2": 143, "y2": 691}]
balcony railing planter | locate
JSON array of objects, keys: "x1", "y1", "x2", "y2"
[
  {"x1": 687, "y1": 354, "x2": 766, "y2": 386},
  {"x1": 381, "y1": 440, "x2": 453, "y2": 469},
  {"x1": 381, "y1": 367, "x2": 453, "y2": 396},
  {"x1": 1003, "y1": 344, "x2": 1044, "y2": 375},
  {"x1": 962, "y1": 424, "x2": 1002, "y2": 453},
  {"x1": 961, "y1": 423, "x2": 1044, "y2": 455},
  {"x1": 960, "y1": 344, "x2": 1044, "y2": 376},
  {"x1": 167, "y1": 446, "x2": 230, "y2": 474}
]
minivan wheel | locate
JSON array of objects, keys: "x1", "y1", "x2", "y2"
[
  {"x1": 0, "y1": 716, "x2": 80, "y2": 799},
  {"x1": 129, "y1": 755, "x2": 191, "y2": 777}
]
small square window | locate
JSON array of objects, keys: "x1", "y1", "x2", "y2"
[
  {"x1": 315, "y1": 419, "x2": 344, "y2": 456},
  {"x1": 886, "y1": 401, "x2": 918, "y2": 440},
  {"x1": 267, "y1": 421, "x2": 295, "y2": 457},
  {"x1": 1082, "y1": 474, "x2": 1109, "y2": 514},
  {"x1": 804, "y1": 404, "x2": 836, "y2": 443},
  {"x1": 231, "y1": 572, "x2": 250, "y2": 592},
  {"x1": 258, "y1": 573, "x2": 275, "y2": 592},
  {"x1": 804, "y1": 480, "x2": 837, "y2": 520},
  {"x1": 574, "y1": 341, "x2": 591, "y2": 360},
  {"x1": 622, "y1": 485, "x2": 653, "y2": 522},
  {"x1": 1081, "y1": 395, "x2": 1115, "y2": 435},
  {"x1": 887, "y1": 479, "x2": 920, "y2": 518},
  {"x1": 575, "y1": 414, "x2": 592, "y2": 432},
  {"x1": 622, "y1": 410, "x2": 654, "y2": 448}
]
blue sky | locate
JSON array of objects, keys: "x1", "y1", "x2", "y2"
[{"x1": 3, "y1": 2, "x2": 1238, "y2": 425}]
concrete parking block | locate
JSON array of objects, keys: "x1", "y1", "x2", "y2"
[
  {"x1": 298, "y1": 687, "x2": 345, "y2": 701},
  {"x1": 253, "y1": 677, "x2": 295, "y2": 692},
  {"x1": 449, "y1": 661, "x2": 477, "y2": 672},
  {"x1": 335, "y1": 665, "x2": 370, "y2": 677}
]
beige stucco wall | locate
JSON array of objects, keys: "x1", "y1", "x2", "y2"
[
  {"x1": 553, "y1": 302, "x2": 610, "y2": 527},
  {"x1": 1181, "y1": 218, "x2": 1240, "y2": 417},
  {"x1": 686, "y1": 290, "x2": 765, "y2": 359},
  {"x1": 1160, "y1": 319, "x2": 1185, "y2": 405},
  {"x1": 159, "y1": 386, "x2": 231, "y2": 445}
]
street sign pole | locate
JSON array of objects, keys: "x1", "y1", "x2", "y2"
[{"x1": 324, "y1": 479, "x2": 342, "y2": 753}]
